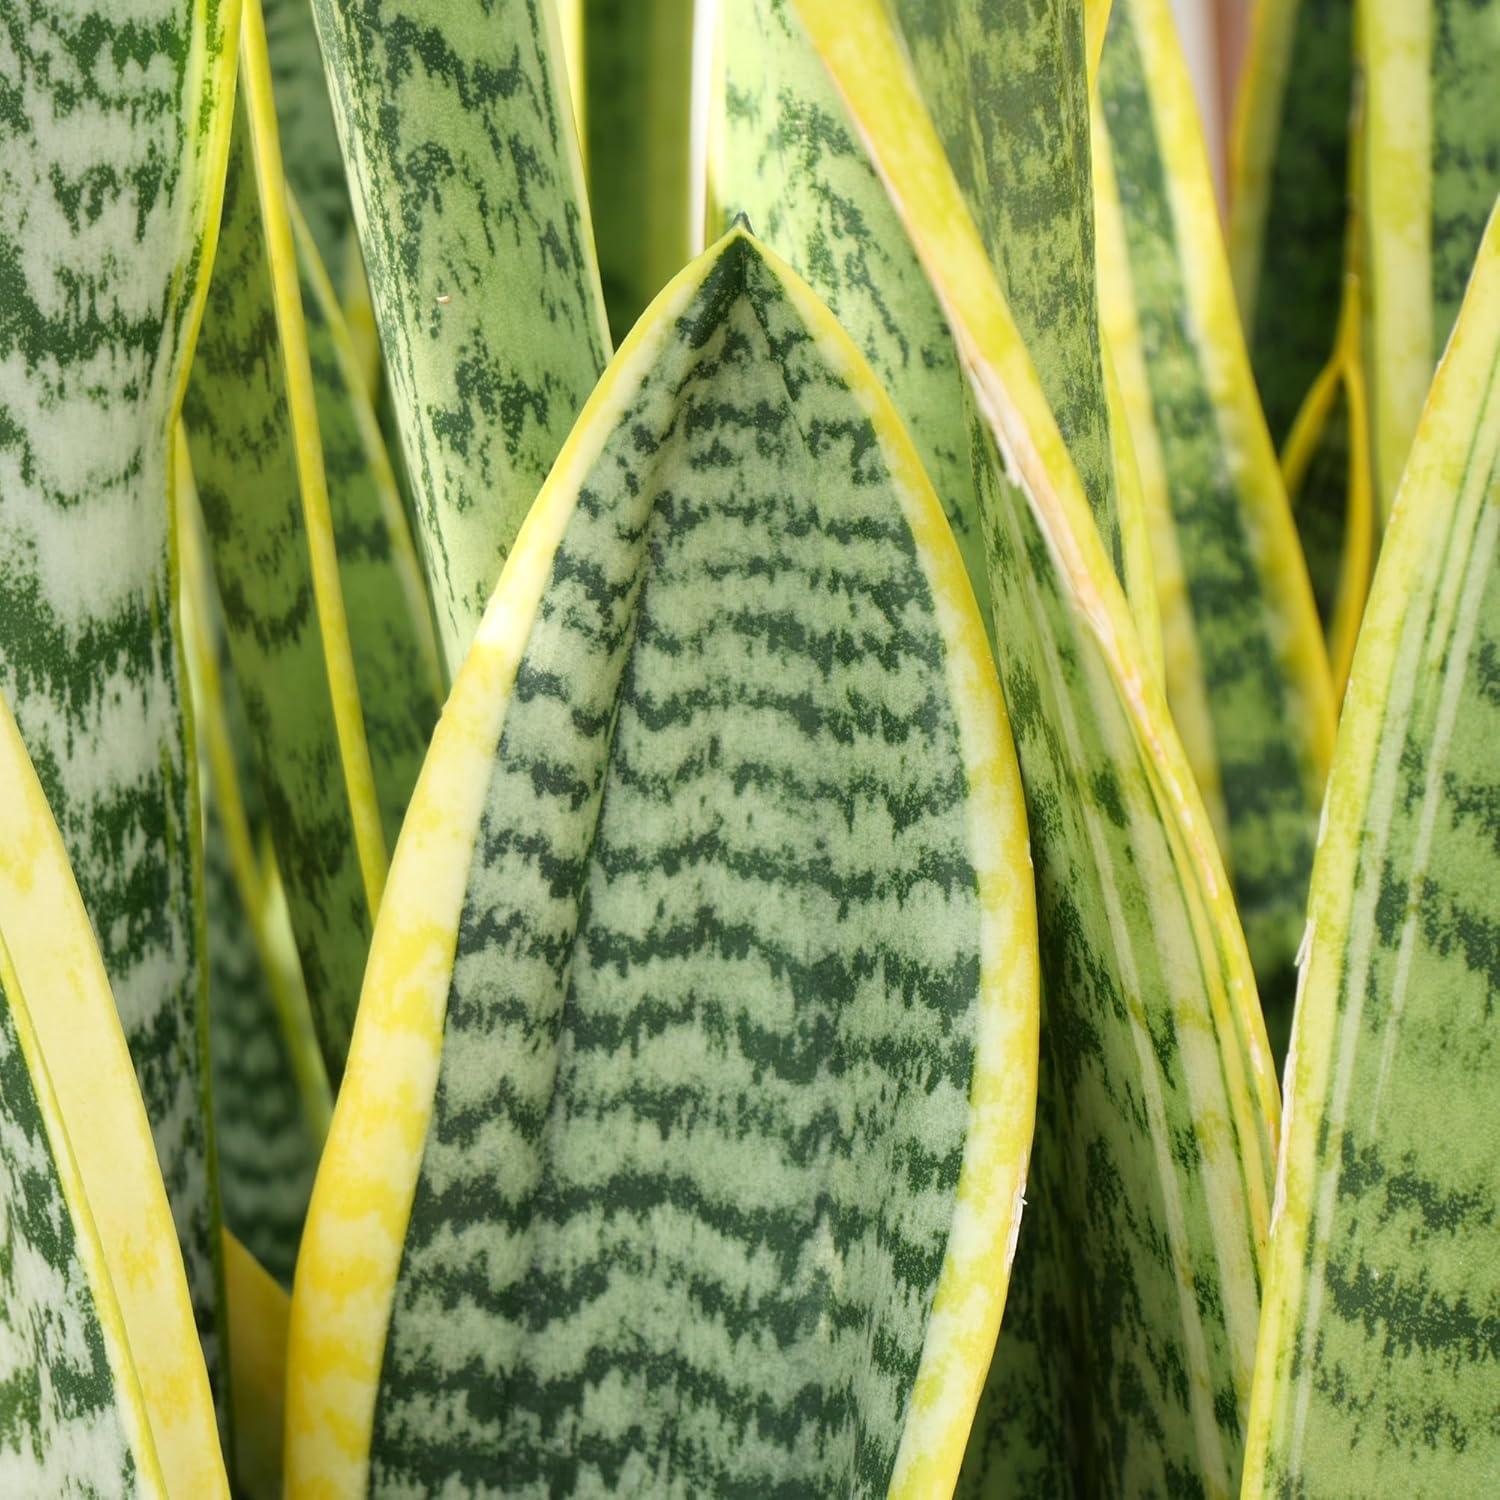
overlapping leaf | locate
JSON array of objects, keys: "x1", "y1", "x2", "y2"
[
  {"x1": 286, "y1": 229, "x2": 1038, "y2": 1498},
  {"x1": 0, "y1": 0, "x2": 240, "y2": 1407},
  {"x1": 1246, "y1": 201, "x2": 1500, "y2": 1497},
  {"x1": 787, "y1": 3, "x2": 1279, "y2": 1492},
  {"x1": 183, "y1": 2, "x2": 442, "y2": 1075},
  {"x1": 0, "y1": 697, "x2": 228, "y2": 1498},
  {"x1": 1093, "y1": 0, "x2": 1335, "y2": 1057},
  {"x1": 307, "y1": 0, "x2": 612, "y2": 671}
]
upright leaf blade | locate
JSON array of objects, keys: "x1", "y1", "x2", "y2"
[
  {"x1": 1093, "y1": 0, "x2": 1336, "y2": 1056},
  {"x1": 789, "y1": 5, "x2": 1279, "y2": 1492},
  {"x1": 308, "y1": 0, "x2": 612, "y2": 671},
  {"x1": 287, "y1": 230, "x2": 1038, "y2": 1498},
  {"x1": 0, "y1": 699, "x2": 228, "y2": 1498},
  {"x1": 0, "y1": 0, "x2": 239, "y2": 1406},
  {"x1": 1246, "y1": 201, "x2": 1500, "y2": 1497},
  {"x1": 1361, "y1": 0, "x2": 1500, "y2": 520}
]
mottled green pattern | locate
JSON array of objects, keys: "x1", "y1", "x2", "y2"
[
  {"x1": 712, "y1": 0, "x2": 991, "y2": 636},
  {"x1": 891, "y1": 0, "x2": 1123, "y2": 584},
  {"x1": 1235, "y1": 0, "x2": 1354, "y2": 448},
  {"x1": 308, "y1": 0, "x2": 611, "y2": 671},
  {"x1": 0, "y1": 965, "x2": 142, "y2": 1497},
  {"x1": 1099, "y1": 2, "x2": 1326, "y2": 1056},
  {"x1": 0, "y1": 0, "x2": 230, "y2": 1405},
  {"x1": 202, "y1": 784, "x2": 320, "y2": 1289},
  {"x1": 1292, "y1": 386, "x2": 1354, "y2": 641},
  {"x1": 586, "y1": 0, "x2": 695, "y2": 342},
  {"x1": 955, "y1": 400, "x2": 1267, "y2": 1498},
  {"x1": 265, "y1": 0, "x2": 352, "y2": 281},
  {"x1": 183, "y1": 108, "x2": 439, "y2": 1076},
  {"x1": 1430, "y1": 0, "x2": 1500, "y2": 343},
  {"x1": 371, "y1": 237, "x2": 996, "y2": 1496},
  {"x1": 1253, "y1": 256, "x2": 1500, "y2": 1496}
]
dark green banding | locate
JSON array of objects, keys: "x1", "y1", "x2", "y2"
[
  {"x1": 1100, "y1": 0, "x2": 1326, "y2": 1057},
  {"x1": 712, "y1": 0, "x2": 991, "y2": 638},
  {"x1": 892, "y1": 0, "x2": 1125, "y2": 588},
  {"x1": 370, "y1": 236, "x2": 1009, "y2": 1497},
  {"x1": 1429, "y1": 0, "x2": 1500, "y2": 351},
  {"x1": 0, "y1": 0, "x2": 230, "y2": 1413},
  {"x1": 309, "y1": 0, "x2": 611, "y2": 672},
  {"x1": 0, "y1": 962, "x2": 143, "y2": 1494}
]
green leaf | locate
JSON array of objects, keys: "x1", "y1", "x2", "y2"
[
  {"x1": 788, "y1": 5, "x2": 1279, "y2": 1492},
  {"x1": 308, "y1": 0, "x2": 612, "y2": 672},
  {"x1": 178, "y1": 444, "x2": 330, "y2": 1290},
  {"x1": 1361, "y1": 0, "x2": 1500, "y2": 520},
  {"x1": 1245, "y1": 200, "x2": 1500, "y2": 1498},
  {"x1": 0, "y1": 0, "x2": 239, "y2": 1414},
  {"x1": 1093, "y1": 0, "x2": 1336, "y2": 1058},
  {"x1": 1231, "y1": 0, "x2": 1372, "y2": 690},
  {"x1": 585, "y1": 0, "x2": 696, "y2": 342},
  {"x1": 0, "y1": 697, "x2": 229, "y2": 1497},
  {"x1": 285, "y1": 229, "x2": 1038, "y2": 1498},
  {"x1": 182, "y1": 2, "x2": 442, "y2": 1076},
  {"x1": 708, "y1": 0, "x2": 992, "y2": 637}
]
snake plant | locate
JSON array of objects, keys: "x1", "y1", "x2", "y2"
[{"x1": 1, "y1": 1, "x2": 1495, "y2": 1497}]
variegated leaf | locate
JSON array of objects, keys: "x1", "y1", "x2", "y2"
[
  {"x1": 1231, "y1": 0, "x2": 1372, "y2": 689},
  {"x1": 788, "y1": 5, "x2": 1279, "y2": 1493},
  {"x1": 586, "y1": 0, "x2": 696, "y2": 342},
  {"x1": 1093, "y1": 0, "x2": 1336, "y2": 1057},
  {"x1": 183, "y1": 1, "x2": 441, "y2": 1074},
  {"x1": 0, "y1": 695, "x2": 228, "y2": 1498},
  {"x1": 0, "y1": 0, "x2": 239, "y2": 1408},
  {"x1": 286, "y1": 229, "x2": 1038, "y2": 1499},
  {"x1": 1361, "y1": 0, "x2": 1500, "y2": 521},
  {"x1": 308, "y1": 0, "x2": 612, "y2": 672},
  {"x1": 1245, "y1": 199, "x2": 1500, "y2": 1498}
]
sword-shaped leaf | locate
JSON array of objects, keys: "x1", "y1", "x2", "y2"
[
  {"x1": 1361, "y1": 0, "x2": 1500, "y2": 521},
  {"x1": 1093, "y1": 0, "x2": 1336, "y2": 1058},
  {"x1": 183, "y1": 0, "x2": 442, "y2": 1076},
  {"x1": 1245, "y1": 201, "x2": 1500, "y2": 1500},
  {"x1": 0, "y1": 697, "x2": 228, "y2": 1498},
  {"x1": 586, "y1": 0, "x2": 696, "y2": 342},
  {"x1": 788, "y1": 4, "x2": 1279, "y2": 1492},
  {"x1": 286, "y1": 229, "x2": 1038, "y2": 1498},
  {"x1": 1231, "y1": 0, "x2": 1371, "y2": 689},
  {"x1": 225, "y1": 1231, "x2": 292, "y2": 1500},
  {"x1": 0, "y1": 0, "x2": 239, "y2": 1405},
  {"x1": 308, "y1": 0, "x2": 612, "y2": 672}
]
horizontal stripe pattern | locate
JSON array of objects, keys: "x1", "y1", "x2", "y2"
[
  {"x1": 0, "y1": 0, "x2": 235, "y2": 1413},
  {"x1": 364, "y1": 234, "x2": 1025, "y2": 1497}
]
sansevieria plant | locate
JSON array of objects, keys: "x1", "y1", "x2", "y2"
[{"x1": 0, "y1": 0, "x2": 1494, "y2": 1496}]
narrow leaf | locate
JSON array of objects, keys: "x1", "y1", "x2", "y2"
[
  {"x1": 1361, "y1": 0, "x2": 1500, "y2": 519},
  {"x1": 287, "y1": 229, "x2": 1038, "y2": 1498},
  {"x1": 586, "y1": 0, "x2": 697, "y2": 341},
  {"x1": 308, "y1": 0, "x2": 612, "y2": 671},
  {"x1": 1245, "y1": 201, "x2": 1500, "y2": 1497},
  {"x1": 0, "y1": 698, "x2": 228, "y2": 1498},
  {"x1": 1093, "y1": 0, "x2": 1336, "y2": 1056},
  {"x1": 225, "y1": 1231, "x2": 291, "y2": 1500},
  {"x1": 789, "y1": 5, "x2": 1279, "y2": 1492},
  {"x1": 183, "y1": 2, "x2": 442, "y2": 1074},
  {"x1": 0, "y1": 0, "x2": 239, "y2": 1408}
]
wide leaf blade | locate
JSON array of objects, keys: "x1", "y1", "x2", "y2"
[
  {"x1": 0, "y1": 0, "x2": 240, "y2": 1409},
  {"x1": 286, "y1": 228, "x2": 1038, "y2": 1498},
  {"x1": 788, "y1": 5, "x2": 1279, "y2": 1492},
  {"x1": 1244, "y1": 200, "x2": 1500, "y2": 1498}
]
